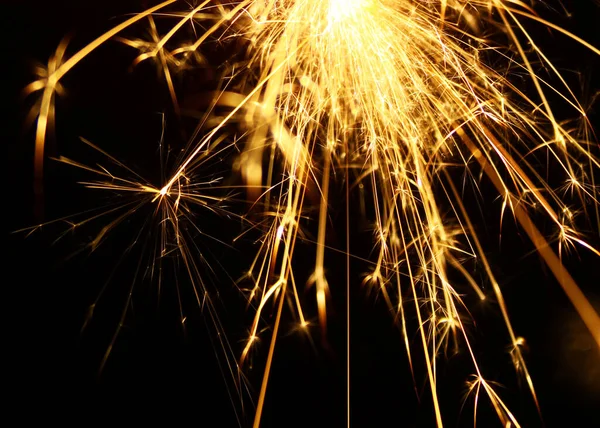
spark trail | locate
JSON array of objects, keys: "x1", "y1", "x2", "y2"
[{"x1": 26, "y1": 1, "x2": 600, "y2": 427}]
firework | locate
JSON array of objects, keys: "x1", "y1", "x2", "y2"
[{"x1": 24, "y1": 1, "x2": 600, "y2": 427}]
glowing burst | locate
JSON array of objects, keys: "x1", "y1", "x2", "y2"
[
  {"x1": 328, "y1": 0, "x2": 373, "y2": 23},
  {"x1": 24, "y1": 1, "x2": 600, "y2": 427}
]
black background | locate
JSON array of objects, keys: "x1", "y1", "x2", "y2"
[{"x1": 8, "y1": 1, "x2": 600, "y2": 427}]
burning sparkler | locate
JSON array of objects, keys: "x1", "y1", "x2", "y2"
[{"x1": 24, "y1": 1, "x2": 600, "y2": 427}]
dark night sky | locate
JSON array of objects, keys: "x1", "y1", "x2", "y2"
[{"x1": 8, "y1": 1, "x2": 600, "y2": 427}]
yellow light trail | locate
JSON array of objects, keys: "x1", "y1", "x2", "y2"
[{"x1": 26, "y1": 1, "x2": 600, "y2": 427}]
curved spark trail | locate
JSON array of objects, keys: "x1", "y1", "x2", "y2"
[{"x1": 25, "y1": 1, "x2": 600, "y2": 427}]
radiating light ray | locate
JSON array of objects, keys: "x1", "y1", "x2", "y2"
[{"x1": 25, "y1": 1, "x2": 600, "y2": 427}]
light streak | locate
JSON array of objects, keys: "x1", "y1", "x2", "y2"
[{"x1": 25, "y1": 1, "x2": 600, "y2": 426}]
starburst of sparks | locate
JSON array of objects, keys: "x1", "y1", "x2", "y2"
[{"x1": 23, "y1": 1, "x2": 600, "y2": 427}]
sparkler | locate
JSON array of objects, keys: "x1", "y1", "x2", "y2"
[{"x1": 24, "y1": 1, "x2": 600, "y2": 427}]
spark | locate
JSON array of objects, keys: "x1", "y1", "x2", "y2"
[{"x1": 25, "y1": 1, "x2": 600, "y2": 427}]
